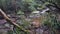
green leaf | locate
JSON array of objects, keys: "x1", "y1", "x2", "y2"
[{"x1": 17, "y1": 10, "x2": 24, "y2": 15}]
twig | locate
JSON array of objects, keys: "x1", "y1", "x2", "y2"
[{"x1": 0, "y1": 9, "x2": 30, "y2": 32}]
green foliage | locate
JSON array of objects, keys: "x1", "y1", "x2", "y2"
[
  {"x1": 0, "y1": 0, "x2": 60, "y2": 34},
  {"x1": 17, "y1": 10, "x2": 24, "y2": 15},
  {"x1": 42, "y1": 12, "x2": 60, "y2": 34}
]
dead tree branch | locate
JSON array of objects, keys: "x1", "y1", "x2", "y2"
[{"x1": 0, "y1": 9, "x2": 29, "y2": 32}]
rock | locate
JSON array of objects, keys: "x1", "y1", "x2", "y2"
[{"x1": 0, "y1": 19, "x2": 6, "y2": 25}]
